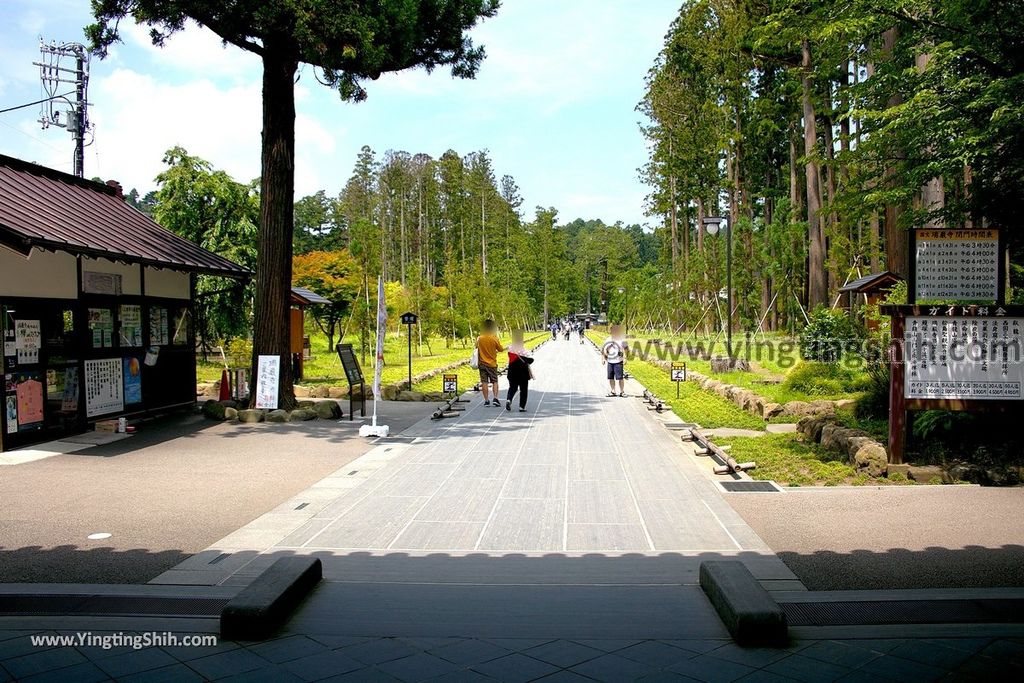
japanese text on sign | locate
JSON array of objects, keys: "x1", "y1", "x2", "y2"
[
  {"x1": 85, "y1": 358, "x2": 125, "y2": 417},
  {"x1": 442, "y1": 374, "x2": 458, "y2": 394},
  {"x1": 915, "y1": 229, "x2": 999, "y2": 302},
  {"x1": 905, "y1": 315, "x2": 1023, "y2": 400},
  {"x1": 255, "y1": 355, "x2": 280, "y2": 409}
]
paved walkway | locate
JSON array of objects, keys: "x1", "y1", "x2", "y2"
[
  {"x1": 4, "y1": 339, "x2": 1023, "y2": 680},
  {"x1": 151, "y1": 338, "x2": 790, "y2": 592}
]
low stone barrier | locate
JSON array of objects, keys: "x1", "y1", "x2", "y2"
[
  {"x1": 796, "y1": 415, "x2": 888, "y2": 477},
  {"x1": 644, "y1": 358, "x2": 853, "y2": 421},
  {"x1": 202, "y1": 398, "x2": 344, "y2": 423}
]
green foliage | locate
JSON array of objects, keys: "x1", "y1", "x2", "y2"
[
  {"x1": 716, "y1": 433, "x2": 900, "y2": 487},
  {"x1": 798, "y1": 306, "x2": 862, "y2": 362},
  {"x1": 152, "y1": 146, "x2": 258, "y2": 343},
  {"x1": 783, "y1": 361, "x2": 870, "y2": 397},
  {"x1": 853, "y1": 360, "x2": 891, "y2": 421}
]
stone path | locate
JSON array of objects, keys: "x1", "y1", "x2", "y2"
[{"x1": 151, "y1": 337, "x2": 791, "y2": 590}]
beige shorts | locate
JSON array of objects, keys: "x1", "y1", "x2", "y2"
[{"x1": 479, "y1": 364, "x2": 498, "y2": 384}]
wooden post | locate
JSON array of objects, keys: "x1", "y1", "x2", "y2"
[{"x1": 887, "y1": 313, "x2": 906, "y2": 464}]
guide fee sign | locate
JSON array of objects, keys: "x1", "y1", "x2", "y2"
[{"x1": 905, "y1": 314, "x2": 1023, "y2": 400}]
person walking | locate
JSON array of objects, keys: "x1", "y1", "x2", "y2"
[
  {"x1": 602, "y1": 324, "x2": 628, "y2": 397},
  {"x1": 505, "y1": 329, "x2": 534, "y2": 412},
  {"x1": 550, "y1": 321, "x2": 558, "y2": 340},
  {"x1": 476, "y1": 319, "x2": 504, "y2": 406}
]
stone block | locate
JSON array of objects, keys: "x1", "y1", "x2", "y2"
[
  {"x1": 202, "y1": 400, "x2": 226, "y2": 421},
  {"x1": 266, "y1": 409, "x2": 289, "y2": 423},
  {"x1": 289, "y1": 409, "x2": 317, "y2": 421},
  {"x1": 237, "y1": 409, "x2": 264, "y2": 423},
  {"x1": 314, "y1": 401, "x2": 343, "y2": 420},
  {"x1": 221, "y1": 557, "x2": 322, "y2": 641},
  {"x1": 224, "y1": 407, "x2": 238, "y2": 420},
  {"x1": 699, "y1": 561, "x2": 788, "y2": 647},
  {"x1": 854, "y1": 443, "x2": 888, "y2": 477},
  {"x1": 398, "y1": 390, "x2": 425, "y2": 402},
  {"x1": 294, "y1": 385, "x2": 311, "y2": 398}
]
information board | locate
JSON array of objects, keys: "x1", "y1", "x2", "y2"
[
  {"x1": 670, "y1": 363, "x2": 687, "y2": 382},
  {"x1": 85, "y1": 358, "x2": 124, "y2": 417},
  {"x1": 255, "y1": 355, "x2": 280, "y2": 409},
  {"x1": 442, "y1": 373, "x2": 458, "y2": 394},
  {"x1": 905, "y1": 314, "x2": 1023, "y2": 400},
  {"x1": 914, "y1": 228, "x2": 999, "y2": 302},
  {"x1": 14, "y1": 320, "x2": 40, "y2": 364},
  {"x1": 336, "y1": 343, "x2": 364, "y2": 386}
]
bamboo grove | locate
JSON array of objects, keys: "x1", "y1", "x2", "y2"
[{"x1": 640, "y1": 0, "x2": 1023, "y2": 334}]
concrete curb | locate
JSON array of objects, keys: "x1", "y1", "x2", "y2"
[
  {"x1": 699, "y1": 560, "x2": 788, "y2": 646},
  {"x1": 220, "y1": 557, "x2": 322, "y2": 640}
]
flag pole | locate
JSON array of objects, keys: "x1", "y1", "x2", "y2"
[{"x1": 360, "y1": 274, "x2": 390, "y2": 437}]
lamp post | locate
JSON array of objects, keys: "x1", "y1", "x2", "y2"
[{"x1": 703, "y1": 216, "x2": 732, "y2": 360}]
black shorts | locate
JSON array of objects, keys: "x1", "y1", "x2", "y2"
[{"x1": 606, "y1": 362, "x2": 624, "y2": 380}]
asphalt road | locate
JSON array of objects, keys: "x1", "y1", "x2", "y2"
[
  {"x1": 726, "y1": 485, "x2": 1024, "y2": 590},
  {"x1": 0, "y1": 401, "x2": 434, "y2": 583}
]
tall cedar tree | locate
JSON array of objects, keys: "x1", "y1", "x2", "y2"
[{"x1": 86, "y1": 0, "x2": 498, "y2": 408}]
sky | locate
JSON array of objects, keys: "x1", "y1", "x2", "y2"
[{"x1": 0, "y1": 0, "x2": 679, "y2": 227}]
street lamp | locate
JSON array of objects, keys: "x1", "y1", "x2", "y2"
[{"x1": 703, "y1": 216, "x2": 732, "y2": 360}]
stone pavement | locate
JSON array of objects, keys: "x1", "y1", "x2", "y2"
[
  {"x1": 3, "y1": 338, "x2": 1024, "y2": 680},
  {"x1": 152, "y1": 337, "x2": 789, "y2": 588},
  {"x1": 2, "y1": 628, "x2": 1023, "y2": 681}
]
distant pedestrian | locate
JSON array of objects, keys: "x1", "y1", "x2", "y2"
[
  {"x1": 505, "y1": 329, "x2": 534, "y2": 412},
  {"x1": 602, "y1": 324, "x2": 628, "y2": 397},
  {"x1": 476, "y1": 319, "x2": 504, "y2": 406},
  {"x1": 578, "y1": 322, "x2": 586, "y2": 344},
  {"x1": 550, "y1": 322, "x2": 558, "y2": 340}
]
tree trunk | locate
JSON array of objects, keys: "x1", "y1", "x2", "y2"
[
  {"x1": 881, "y1": 27, "x2": 908, "y2": 277},
  {"x1": 251, "y1": 39, "x2": 298, "y2": 410},
  {"x1": 802, "y1": 39, "x2": 827, "y2": 308}
]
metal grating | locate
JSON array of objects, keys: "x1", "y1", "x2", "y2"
[
  {"x1": 719, "y1": 481, "x2": 780, "y2": 492},
  {"x1": 782, "y1": 599, "x2": 1024, "y2": 626},
  {"x1": 0, "y1": 595, "x2": 228, "y2": 617}
]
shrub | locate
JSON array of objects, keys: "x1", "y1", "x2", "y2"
[
  {"x1": 854, "y1": 360, "x2": 891, "y2": 420},
  {"x1": 783, "y1": 361, "x2": 870, "y2": 396},
  {"x1": 799, "y1": 305, "x2": 862, "y2": 362}
]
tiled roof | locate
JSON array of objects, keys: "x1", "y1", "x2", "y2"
[{"x1": 0, "y1": 154, "x2": 249, "y2": 278}]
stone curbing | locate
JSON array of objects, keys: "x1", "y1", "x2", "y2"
[
  {"x1": 796, "y1": 414, "x2": 889, "y2": 477},
  {"x1": 643, "y1": 357, "x2": 854, "y2": 421},
  {"x1": 202, "y1": 398, "x2": 344, "y2": 424}
]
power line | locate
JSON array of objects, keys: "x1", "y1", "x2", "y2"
[{"x1": 0, "y1": 92, "x2": 77, "y2": 116}]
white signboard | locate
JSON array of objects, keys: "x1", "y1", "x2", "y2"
[
  {"x1": 255, "y1": 355, "x2": 280, "y2": 409},
  {"x1": 905, "y1": 315, "x2": 1023, "y2": 400},
  {"x1": 915, "y1": 229, "x2": 999, "y2": 301},
  {"x1": 14, "y1": 319, "x2": 41, "y2": 364},
  {"x1": 670, "y1": 364, "x2": 686, "y2": 381},
  {"x1": 442, "y1": 374, "x2": 458, "y2": 394},
  {"x1": 84, "y1": 358, "x2": 124, "y2": 417}
]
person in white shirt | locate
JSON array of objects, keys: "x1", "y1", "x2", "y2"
[{"x1": 601, "y1": 324, "x2": 628, "y2": 397}]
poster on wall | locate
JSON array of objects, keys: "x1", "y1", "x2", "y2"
[
  {"x1": 255, "y1": 355, "x2": 280, "y2": 409},
  {"x1": 5, "y1": 395, "x2": 16, "y2": 433},
  {"x1": 83, "y1": 271, "x2": 123, "y2": 296},
  {"x1": 172, "y1": 308, "x2": 189, "y2": 345},
  {"x1": 123, "y1": 357, "x2": 142, "y2": 404},
  {"x1": 14, "y1": 372, "x2": 44, "y2": 429},
  {"x1": 149, "y1": 306, "x2": 169, "y2": 345},
  {"x1": 61, "y1": 366, "x2": 79, "y2": 412},
  {"x1": 85, "y1": 358, "x2": 124, "y2": 417},
  {"x1": 88, "y1": 308, "x2": 114, "y2": 349},
  {"x1": 119, "y1": 305, "x2": 143, "y2": 347},
  {"x1": 15, "y1": 319, "x2": 41, "y2": 364},
  {"x1": 144, "y1": 346, "x2": 160, "y2": 367}
]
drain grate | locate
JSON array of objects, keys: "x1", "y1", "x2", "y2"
[
  {"x1": 719, "y1": 481, "x2": 780, "y2": 492},
  {"x1": 781, "y1": 599, "x2": 1024, "y2": 626},
  {"x1": 0, "y1": 595, "x2": 229, "y2": 617}
]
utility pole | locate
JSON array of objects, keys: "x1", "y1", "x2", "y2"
[{"x1": 35, "y1": 40, "x2": 92, "y2": 177}]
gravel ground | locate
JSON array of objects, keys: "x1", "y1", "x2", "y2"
[
  {"x1": 0, "y1": 402, "x2": 434, "y2": 583},
  {"x1": 727, "y1": 485, "x2": 1024, "y2": 590}
]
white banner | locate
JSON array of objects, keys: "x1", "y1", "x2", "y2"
[
  {"x1": 255, "y1": 355, "x2": 280, "y2": 409},
  {"x1": 373, "y1": 275, "x2": 387, "y2": 401}
]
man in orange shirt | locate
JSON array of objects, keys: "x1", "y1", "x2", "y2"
[{"x1": 476, "y1": 319, "x2": 504, "y2": 406}]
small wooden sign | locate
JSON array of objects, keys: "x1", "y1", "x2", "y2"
[
  {"x1": 400, "y1": 311, "x2": 418, "y2": 325},
  {"x1": 670, "y1": 363, "x2": 687, "y2": 382},
  {"x1": 336, "y1": 343, "x2": 364, "y2": 386}
]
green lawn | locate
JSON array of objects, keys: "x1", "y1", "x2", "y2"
[
  {"x1": 715, "y1": 433, "x2": 906, "y2": 486},
  {"x1": 199, "y1": 329, "x2": 547, "y2": 391}
]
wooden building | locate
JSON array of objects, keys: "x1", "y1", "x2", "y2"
[{"x1": 0, "y1": 154, "x2": 249, "y2": 452}]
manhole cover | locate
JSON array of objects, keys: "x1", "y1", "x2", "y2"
[{"x1": 719, "y1": 481, "x2": 781, "y2": 492}]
